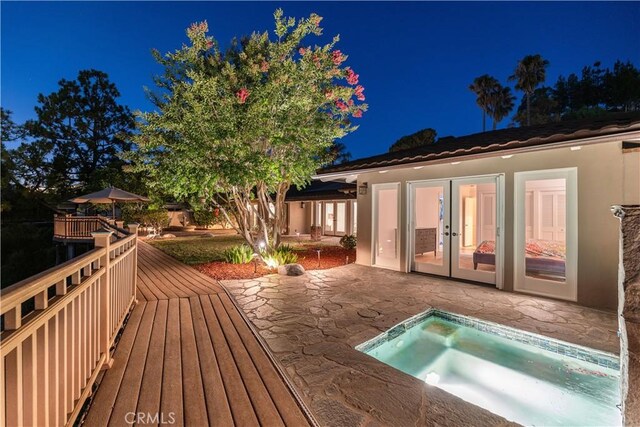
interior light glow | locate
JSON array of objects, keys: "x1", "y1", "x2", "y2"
[
  {"x1": 501, "y1": 155, "x2": 513, "y2": 159},
  {"x1": 451, "y1": 162, "x2": 461, "y2": 165},
  {"x1": 425, "y1": 372, "x2": 440, "y2": 385},
  {"x1": 570, "y1": 146, "x2": 582, "y2": 151},
  {"x1": 413, "y1": 166, "x2": 424, "y2": 170},
  {"x1": 379, "y1": 170, "x2": 388, "y2": 174}
]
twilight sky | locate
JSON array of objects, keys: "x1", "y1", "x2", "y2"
[{"x1": 2, "y1": 1, "x2": 639, "y2": 159}]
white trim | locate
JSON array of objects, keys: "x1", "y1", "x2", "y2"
[{"x1": 513, "y1": 168, "x2": 578, "y2": 301}]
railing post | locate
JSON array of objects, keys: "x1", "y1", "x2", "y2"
[
  {"x1": 116, "y1": 220, "x2": 124, "y2": 229},
  {"x1": 92, "y1": 230, "x2": 114, "y2": 370},
  {"x1": 128, "y1": 224, "x2": 139, "y2": 303}
]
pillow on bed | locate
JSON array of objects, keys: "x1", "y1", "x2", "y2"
[
  {"x1": 475, "y1": 240, "x2": 495, "y2": 254},
  {"x1": 525, "y1": 239, "x2": 566, "y2": 259}
]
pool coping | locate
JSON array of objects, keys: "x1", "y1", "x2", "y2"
[{"x1": 355, "y1": 308, "x2": 620, "y2": 371}]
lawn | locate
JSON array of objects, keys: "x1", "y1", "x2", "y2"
[{"x1": 148, "y1": 233, "x2": 343, "y2": 265}]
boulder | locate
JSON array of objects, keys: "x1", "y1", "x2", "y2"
[
  {"x1": 160, "y1": 233, "x2": 176, "y2": 239},
  {"x1": 277, "y1": 263, "x2": 306, "y2": 276}
]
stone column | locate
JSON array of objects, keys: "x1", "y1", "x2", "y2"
[{"x1": 612, "y1": 205, "x2": 640, "y2": 425}]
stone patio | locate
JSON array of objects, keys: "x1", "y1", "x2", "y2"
[{"x1": 222, "y1": 265, "x2": 619, "y2": 426}]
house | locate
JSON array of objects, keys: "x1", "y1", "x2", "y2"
[
  {"x1": 283, "y1": 180, "x2": 357, "y2": 237},
  {"x1": 314, "y1": 113, "x2": 640, "y2": 311}
]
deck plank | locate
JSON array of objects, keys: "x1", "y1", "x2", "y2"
[
  {"x1": 136, "y1": 299, "x2": 168, "y2": 424},
  {"x1": 85, "y1": 241, "x2": 311, "y2": 427},
  {"x1": 219, "y1": 295, "x2": 311, "y2": 426},
  {"x1": 83, "y1": 303, "x2": 146, "y2": 425},
  {"x1": 108, "y1": 301, "x2": 157, "y2": 426},
  {"x1": 179, "y1": 298, "x2": 209, "y2": 426},
  {"x1": 188, "y1": 296, "x2": 234, "y2": 427},
  {"x1": 160, "y1": 298, "x2": 184, "y2": 425}
]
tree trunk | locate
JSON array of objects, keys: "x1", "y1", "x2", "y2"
[
  {"x1": 526, "y1": 93, "x2": 531, "y2": 126},
  {"x1": 482, "y1": 110, "x2": 486, "y2": 132}
]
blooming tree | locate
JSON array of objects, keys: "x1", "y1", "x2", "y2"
[{"x1": 131, "y1": 10, "x2": 367, "y2": 254}]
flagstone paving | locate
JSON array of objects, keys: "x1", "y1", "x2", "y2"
[{"x1": 222, "y1": 264, "x2": 619, "y2": 426}]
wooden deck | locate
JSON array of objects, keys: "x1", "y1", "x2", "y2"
[{"x1": 83, "y1": 241, "x2": 312, "y2": 426}]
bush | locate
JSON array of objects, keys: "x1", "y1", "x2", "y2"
[
  {"x1": 122, "y1": 205, "x2": 169, "y2": 231},
  {"x1": 263, "y1": 245, "x2": 299, "y2": 268},
  {"x1": 339, "y1": 234, "x2": 357, "y2": 250},
  {"x1": 193, "y1": 209, "x2": 215, "y2": 227},
  {"x1": 222, "y1": 244, "x2": 254, "y2": 264}
]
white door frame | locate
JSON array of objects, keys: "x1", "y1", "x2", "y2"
[
  {"x1": 372, "y1": 182, "x2": 401, "y2": 270},
  {"x1": 406, "y1": 174, "x2": 505, "y2": 289},
  {"x1": 513, "y1": 168, "x2": 578, "y2": 301},
  {"x1": 451, "y1": 175, "x2": 501, "y2": 286},
  {"x1": 407, "y1": 179, "x2": 451, "y2": 276}
]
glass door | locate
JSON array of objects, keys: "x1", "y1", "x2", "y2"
[
  {"x1": 451, "y1": 176, "x2": 498, "y2": 284},
  {"x1": 373, "y1": 183, "x2": 400, "y2": 270},
  {"x1": 514, "y1": 169, "x2": 577, "y2": 301},
  {"x1": 324, "y1": 202, "x2": 335, "y2": 235},
  {"x1": 335, "y1": 202, "x2": 347, "y2": 236},
  {"x1": 410, "y1": 180, "x2": 450, "y2": 276}
]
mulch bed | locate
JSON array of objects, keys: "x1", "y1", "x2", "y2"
[{"x1": 195, "y1": 246, "x2": 356, "y2": 280}]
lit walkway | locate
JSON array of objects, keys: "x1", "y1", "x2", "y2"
[{"x1": 84, "y1": 242, "x2": 312, "y2": 426}]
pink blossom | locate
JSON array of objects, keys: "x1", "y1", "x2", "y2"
[
  {"x1": 299, "y1": 47, "x2": 306, "y2": 55},
  {"x1": 346, "y1": 68, "x2": 359, "y2": 85},
  {"x1": 353, "y1": 110, "x2": 363, "y2": 118},
  {"x1": 332, "y1": 50, "x2": 345, "y2": 65},
  {"x1": 206, "y1": 40, "x2": 213, "y2": 49},
  {"x1": 236, "y1": 88, "x2": 250, "y2": 104},
  {"x1": 335, "y1": 100, "x2": 348, "y2": 111},
  {"x1": 354, "y1": 85, "x2": 365, "y2": 101},
  {"x1": 260, "y1": 61, "x2": 269, "y2": 72},
  {"x1": 347, "y1": 99, "x2": 354, "y2": 106}
]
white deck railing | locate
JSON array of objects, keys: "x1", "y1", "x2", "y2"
[{"x1": 0, "y1": 227, "x2": 138, "y2": 426}]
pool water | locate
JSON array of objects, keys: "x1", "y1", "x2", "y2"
[{"x1": 359, "y1": 312, "x2": 620, "y2": 426}]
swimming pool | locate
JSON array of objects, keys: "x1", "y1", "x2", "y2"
[{"x1": 356, "y1": 309, "x2": 621, "y2": 426}]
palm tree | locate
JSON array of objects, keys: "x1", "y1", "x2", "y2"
[
  {"x1": 469, "y1": 75, "x2": 500, "y2": 132},
  {"x1": 509, "y1": 54, "x2": 550, "y2": 126},
  {"x1": 487, "y1": 85, "x2": 516, "y2": 130}
]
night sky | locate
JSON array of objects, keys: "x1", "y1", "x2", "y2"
[{"x1": 2, "y1": 1, "x2": 639, "y2": 159}]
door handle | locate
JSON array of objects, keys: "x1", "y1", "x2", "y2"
[
  {"x1": 444, "y1": 232, "x2": 450, "y2": 236},
  {"x1": 451, "y1": 232, "x2": 458, "y2": 236}
]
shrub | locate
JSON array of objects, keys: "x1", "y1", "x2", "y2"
[
  {"x1": 263, "y1": 245, "x2": 299, "y2": 268},
  {"x1": 222, "y1": 244, "x2": 254, "y2": 264},
  {"x1": 193, "y1": 209, "x2": 215, "y2": 227},
  {"x1": 339, "y1": 234, "x2": 357, "y2": 250}
]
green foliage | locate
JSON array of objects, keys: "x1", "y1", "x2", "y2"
[
  {"x1": 148, "y1": 235, "x2": 246, "y2": 264},
  {"x1": 193, "y1": 209, "x2": 215, "y2": 227},
  {"x1": 7, "y1": 70, "x2": 137, "y2": 200},
  {"x1": 389, "y1": 128, "x2": 437, "y2": 152},
  {"x1": 122, "y1": 204, "x2": 169, "y2": 230},
  {"x1": 508, "y1": 54, "x2": 550, "y2": 126},
  {"x1": 512, "y1": 60, "x2": 640, "y2": 127},
  {"x1": 129, "y1": 10, "x2": 367, "y2": 252},
  {"x1": 222, "y1": 244, "x2": 254, "y2": 264},
  {"x1": 339, "y1": 234, "x2": 357, "y2": 250},
  {"x1": 264, "y1": 245, "x2": 299, "y2": 267}
]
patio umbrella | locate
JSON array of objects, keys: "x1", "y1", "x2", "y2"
[{"x1": 70, "y1": 186, "x2": 151, "y2": 219}]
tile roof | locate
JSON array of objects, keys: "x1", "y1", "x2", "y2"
[
  {"x1": 318, "y1": 112, "x2": 640, "y2": 175},
  {"x1": 285, "y1": 180, "x2": 356, "y2": 201}
]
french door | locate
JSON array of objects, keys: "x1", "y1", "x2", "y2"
[
  {"x1": 514, "y1": 169, "x2": 577, "y2": 301},
  {"x1": 410, "y1": 175, "x2": 502, "y2": 286},
  {"x1": 323, "y1": 201, "x2": 347, "y2": 236}
]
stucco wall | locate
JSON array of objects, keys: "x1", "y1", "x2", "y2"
[
  {"x1": 286, "y1": 202, "x2": 312, "y2": 235},
  {"x1": 355, "y1": 140, "x2": 629, "y2": 311}
]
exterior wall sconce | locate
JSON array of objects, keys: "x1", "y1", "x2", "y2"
[
  {"x1": 300, "y1": 202, "x2": 305, "y2": 208},
  {"x1": 358, "y1": 182, "x2": 368, "y2": 195}
]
